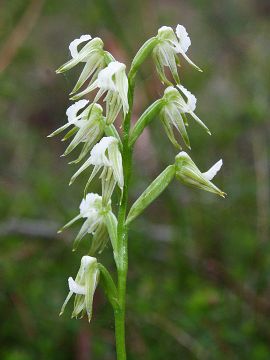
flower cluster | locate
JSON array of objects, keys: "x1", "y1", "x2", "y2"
[
  {"x1": 52, "y1": 25, "x2": 225, "y2": 326},
  {"x1": 52, "y1": 34, "x2": 128, "y2": 321}
]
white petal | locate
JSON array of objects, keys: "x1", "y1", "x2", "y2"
[
  {"x1": 81, "y1": 255, "x2": 97, "y2": 270},
  {"x1": 175, "y1": 25, "x2": 191, "y2": 53},
  {"x1": 69, "y1": 35, "x2": 92, "y2": 59},
  {"x1": 203, "y1": 159, "x2": 223, "y2": 180},
  {"x1": 177, "y1": 85, "x2": 197, "y2": 112},
  {"x1": 68, "y1": 277, "x2": 86, "y2": 295},
  {"x1": 89, "y1": 136, "x2": 118, "y2": 166},
  {"x1": 66, "y1": 100, "x2": 89, "y2": 124},
  {"x1": 79, "y1": 193, "x2": 102, "y2": 218},
  {"x1": 97, "y1": 61, "x2": 126, "y2": 91}
]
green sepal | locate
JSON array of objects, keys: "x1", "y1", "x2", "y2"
[
  {"x1": 61, "y1": 127, "x2": 79, "y2": 141},
  {"x1": 126, "y1": 165, "x2": 176, "y2": 225},
  {"x1": 84, "y1": 264, "x2": 99, "y2": 322},
  {"x1": 104, "y1": 211, "x2": 118, "y2": 255},
  {"x1": 129, "y1": 99, "x2": 164, "y2": 147}
]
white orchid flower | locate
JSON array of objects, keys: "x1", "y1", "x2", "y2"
[
  {"x1": 153, "y1": 25, "x2": 201, "y2": 84},
  {"x1": 70, "y1": 136, "x2": 124, "y2": 203},
  {"x1": 48, "y1": 100, "x2": 106, "y2": 163},
  {"x1": 60, "y1": 255, "x2": 99, "y2": 322},
  {"x1": 58, "y1": 193, "x2": 117, "y2": 253},
  {"x1": 160, "y1": 85, "x2": 210, "y2": 149},
  {"x1": 56, "y1": 35, "x2": 114, "y2": 94},
  {"x1": 72, "y1": 61, "x2": 129, "y2": 125},
  {"x1": 175, "y1": 151, "x2": 225, "y2": 197}
]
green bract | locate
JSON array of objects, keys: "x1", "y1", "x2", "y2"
[{"x1": 126, "y1": 165, "x2": 176, "y2": 225}]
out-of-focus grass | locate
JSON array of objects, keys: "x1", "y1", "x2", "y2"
[{"x1": 0, "y1": 0, "x2": 269, "y2": 359}]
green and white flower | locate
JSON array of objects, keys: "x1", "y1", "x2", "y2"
[
  {"x1": 48, "y1": 100, "x2": 105, "y2": 163},
  {"x1": 70, "y1": 136, "x2": 124, "y2": 203},
  {"x1": 175, "y1": 151, "x2": 225, "y2": 197},
  {"x1": 72, "y1": 61, "x2": 129, "y2": 124},
  {"x1": 56, "y1": 35, "x2": 114, "y2": 94},
  {"x1": 153, "y1": 25, "x2": 201, "y2": 84},
  {"x1": 60, "y1": 255, "x2": 100, "y2": 322},
  {"x1": 160, "y1": 85, "x2": 210, "y2": 149},
  {"x1": 59, "y1": 193, "x2": 117, "y2": 253}
]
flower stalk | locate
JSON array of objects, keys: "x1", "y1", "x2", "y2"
[{"x1": 52, "y1": 24, "x2": 225, "y2": 360}]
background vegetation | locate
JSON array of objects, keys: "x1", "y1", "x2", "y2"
[{"x1": 0, "y1": 0, "x2": 269, "y2": 359}]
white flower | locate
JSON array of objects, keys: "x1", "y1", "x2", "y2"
[
  {"x1": 48, "y1": 101, "x2": 105, "y2": 163},
  {"x1": 72, "y1": 61, "x2": 129, "y2": 124},
  {"x1": 160, "y1": 85, "x2": 210, "y2": 149},
  {"x1": 175, "y1": 151, "x2": 225, "y2": 197},
  {"x1": 56, "y1": 35, "x2": 114, "y2": 94},
  {"x1": 70, "y1": 136, "x2": 124, "y2": 203},
  {"x1": 59, "y1": 193, "x2": 117, "y2": 253},
  {"x1": 60, "y1": 255, "x2": 99, "y2": 322},
  {"x1": 153, "y1": 25, "x2": 201, "y2": 84}
]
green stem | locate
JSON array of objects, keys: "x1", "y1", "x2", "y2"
[{"x1": 114, "y1": 75, "x2": 135, "y2": 360}]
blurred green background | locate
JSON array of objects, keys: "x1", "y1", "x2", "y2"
[{"x1": 0, "y1": 0, "x2": 269, "y2": 359}]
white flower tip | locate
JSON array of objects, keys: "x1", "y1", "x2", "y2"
[
  {"x1": 66, "y1": 100, "x2": 89, "y2": 123},
  {"x1": 175, "y1": 24, "x2": 191, "y2": 53},
  {"x1": 177, "y1": 151, "x2": 190, "y2": 159},
  {"x1": 69, "y1": 34, "x2": 92, "y2": 58},
  {"x1": 81, "y1": 255, "x2": 97, "y2": 269},
  {"x1": 68, "y1": 277, "x2": 86, "y2": 295},
  {"x1": 158, "y1": 25, "x2": 173, "y2": 33},
  {"x1": 177, "y1": 84, "x2": 197, "y2": 112},
  {"x1": 79, "y1": 193, "x2": 102, "y2": 217},
  {"x1": 203, "y1": 159, "x2": 223, "y2": 181},
  {"x1": 97, "y1": 61, "x2": 126, "y2": 90},
  {"x1": 90, "y1": 136, "x2": 118, "y2": 166}
]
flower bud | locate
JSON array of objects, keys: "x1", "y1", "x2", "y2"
[{"x1": 175, "y1": 152, "x2": 226, "y2": 197}]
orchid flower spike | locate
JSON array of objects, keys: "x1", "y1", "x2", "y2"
[
  {"x1": 56, "y1": 35, "x2": 114, "y2": 94},
  {"x1": 60, "y1": 255, "x2": 99, "y2": 322},
  {"x1": 160, "y1": 85, "x2": 210, "y2": 149},
  {"x1": 70, "y1": 136, "x2": 124, "y2": 203},
  {"x1": 72, "y1": 61, "x2": 129, "y2": 125},
  {"x1": 175, "y1": 151, "x2": 226, "y2": 197},
  {"x1": 48, "y1": 101, "x2": 105, "y2": 163},
  {"x1": 153, "y1": 25, "x2": 202, "y2": 84},
  {"x1": 58, "y1": 193, "x2": 117, "y2": 253}
]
